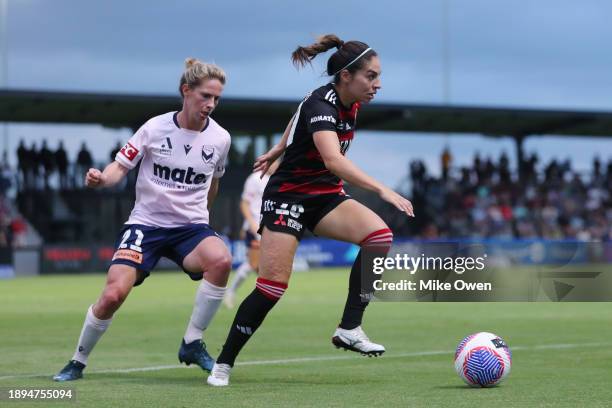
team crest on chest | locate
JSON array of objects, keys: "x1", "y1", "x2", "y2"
[{"x1": 202, "y1": 146, "x2": 215, "y2": 163}]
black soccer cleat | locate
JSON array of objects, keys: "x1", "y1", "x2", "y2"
[
  {"x1": 178, "y1": 339, "x2": 215, "y2": 372},
  {"x1": 53, "y1": 360, "x2": 86, "y2": 382}
]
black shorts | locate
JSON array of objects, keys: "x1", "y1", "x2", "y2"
[{"x1": 258, "y1": 193, "x2": 351, "y2": 240}]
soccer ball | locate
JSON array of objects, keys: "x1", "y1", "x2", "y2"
[{"x1": 454, "y1": 332, "x2": 512, "y2": 387}]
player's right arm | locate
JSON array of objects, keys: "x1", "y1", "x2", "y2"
[
  {"x1": 313, "y1": 130, "x2": 414, "y2": 217},
  {"x1": 85, "y1": 161, "x2": 129, "y2": 188}
]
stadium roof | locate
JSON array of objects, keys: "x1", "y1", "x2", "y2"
[{"x1": 1, "y1": 88, "x2": 612, "y2": 138}]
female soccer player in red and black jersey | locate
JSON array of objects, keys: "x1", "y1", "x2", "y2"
[{"x1": 208, "y1": 34, "x2": 414, "y2": 386}]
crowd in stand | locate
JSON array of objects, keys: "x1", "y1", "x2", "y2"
[
  {"x1": 0, "y1": 201, "x2": 26, "y2": 248},
  {"x1": 405, "y1": 150, "x2": 611, "y2": 241},
  {"x1": 1, "y1": 139, "x2": 106, "y2": 247},
  {"x1": 16, "y1": 139, "x2": 97, "y2": 191},
  {"x1": 0, "y1": 152, "x2": 26, "y2": 247},
  {"x1": 5, "y1": 138, "x2": 612, "y2": 243}
]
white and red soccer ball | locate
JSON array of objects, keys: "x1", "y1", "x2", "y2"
[{"x1": 454, "y1": 332, "x2": 512, "y2": 387}]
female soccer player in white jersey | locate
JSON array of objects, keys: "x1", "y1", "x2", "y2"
[
  {"x1": 54, "y1": 58, "x2": 232, "y2": 381},
  {"x1": 224, "y1": 161, "x2": 279, "y2": 309},
  {"x1": 207, "y1": 35, "x2": 414, "y2": 386}
]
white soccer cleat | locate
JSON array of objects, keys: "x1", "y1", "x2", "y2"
[
  {"x1": 332, "y1": 326, "x2": 386, "y2": 356},
  {"x1": 206, "y1": 363, "x2": 232, "y2": 387}
]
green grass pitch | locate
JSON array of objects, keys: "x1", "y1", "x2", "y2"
[{"x1": 1, "y1": 268, "x2": 611, "y2": 407}]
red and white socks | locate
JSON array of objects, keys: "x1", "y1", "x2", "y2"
[
  {"x1": 216, "y1": 277, "x2": 287, "y2": 366},
  {"x1": 339, "y1": 228, "x2": 393, "y2": 330}
]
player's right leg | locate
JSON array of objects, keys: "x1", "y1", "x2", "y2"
[
  {"x1": 53, "y1": 264, "x2": 138, "y2": 382},
  {"x1": 208, "y1": 228, "x2": 297, "y2": 386}
]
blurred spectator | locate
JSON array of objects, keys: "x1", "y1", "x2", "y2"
[
  {"x1": 0, "y1": 195, "x2": 18, "y2": 247},
  {"x1": 482, "y1": 157, "x2": 495, "y2": 182},
  {"x1": 560, "y1": 158, "x2": 572, "y2": 179},
  {"x1": 9, "y1": 216, "x2": 27, "y2": 247},
  {"x1": 525, "y1": 152, "x2": 538, "y2": 183},
  {"x1": 441, "y1": 146, "x2": 452, "y2": 181},
  {"x1": 76, "y1": 142, "x2": 93, "y2": 187},
  {"x1": 40, "y1": 140, "x2": 55, "y2": 190},
  {"x1": 410, "y1": 159, "x2": 426, "y2": 186},
  {"x1": 499, "y1": 151, "x2": 511, "y2": 185},
  {"x1": 17, "y1": 139, "x2": 28, "y2": 191},
  {"x1": 29, "y1": 142, "x2": 40, "y2": 190},
  {"x1": 55, "y1": 141, "x2": 69, "y2": 190},
  {"x1": 473, "y1": 152, "x2": 484, "y2": 183},
  {"x1": 0, "y1": 151, "x2": 12, "y2": 195}
]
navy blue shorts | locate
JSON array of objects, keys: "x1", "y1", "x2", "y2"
[{"x1": 110, "y1": 223, "x2": 220, "y2": 286}]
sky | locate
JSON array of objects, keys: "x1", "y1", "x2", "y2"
[{"x1": 2, "y1": 0, "x2": 612, "y2": 188}]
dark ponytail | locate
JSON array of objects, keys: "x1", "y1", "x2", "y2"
[
  {"x1": 291, "y1": 34, "x2": 377, "y2": 83},
  {"x1": 291, "y1": 34, "x2": 344, "y2": 68}
]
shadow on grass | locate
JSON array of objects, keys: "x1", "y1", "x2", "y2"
[
  {"x1": 433, "y1": 385, "x2": 499, "y2": 390},
  {"x1": 88, "y1": 372, "x2": 377, "y2": 387},
  {"x1": 90, "y1": 372, "x2": 205, "y2": 386}
]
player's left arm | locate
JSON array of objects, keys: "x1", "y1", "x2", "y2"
[
  {"x1": 207, "y1": 178, "x2": 220, "y2": 211},
  {"x1": 313, "y1": 131, "x2": 414, "y2": 216},
  {"x1": 253, "y1": 115, "x2": 294, "y2": 175}
]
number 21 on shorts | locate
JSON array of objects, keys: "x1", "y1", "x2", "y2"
[{"x1": 119, "y1": 229, "x2": 144, "y2": 253}]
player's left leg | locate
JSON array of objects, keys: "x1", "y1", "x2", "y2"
[
  {"x1": 313, "y1": 199, "x2": 393, "y2": 356},
  {"x1": 178, "y1": 234, "x2": 232, "y2": 372},
  {"x1": 208, "y1": 227, "x2": 297, "y2": 386}
]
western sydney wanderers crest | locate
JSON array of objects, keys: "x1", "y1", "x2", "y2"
[{"x1": 202, "y1": 146, "x2": 215, "y2": 163}]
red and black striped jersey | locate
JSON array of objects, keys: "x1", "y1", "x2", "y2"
[{"x1": 265, "y1": 83, "x2": 360, "y2": 197}]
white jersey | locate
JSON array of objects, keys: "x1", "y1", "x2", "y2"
[
  {"x1": 241, "y1": 172, "x2": 270, "y2": 231},
  {"x1": 115, "y1": 111, "x2": 231, "y2": 228}
]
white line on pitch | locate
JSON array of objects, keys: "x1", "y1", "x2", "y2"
[{"x1": 0, "y1": 342, "x2": 609, "y2": 381}]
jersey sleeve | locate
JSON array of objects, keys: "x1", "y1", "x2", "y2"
[
  {"x1": 115, "y1": 123, "x2": 148, "y2": 169},
  {"x1": 213, "y1": 136, "x2": 230, "y2": 179},
  {"x1": 304, "y1": 98, "x2": 338, "y2": 133}
]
